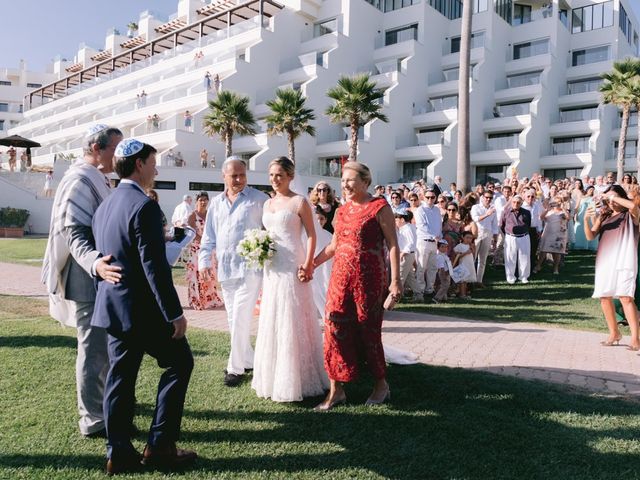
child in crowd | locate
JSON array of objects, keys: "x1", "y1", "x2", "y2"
[
  {"x1": 453, "y1": 231, "x2": 477, "y2": 300},
  {"x1": 315, "y1": 206, "x2": 328, "y2": 229},
  {"x1": 394, "y1": 209, "x2": 419, "y2": 301},
  {"x1": 433, "y1": 239, "x2": 454, "y2": 303}
]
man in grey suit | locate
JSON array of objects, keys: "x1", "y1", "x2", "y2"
[{"x1": 42, "y1": 124, "x2": 123, "y2": 437}]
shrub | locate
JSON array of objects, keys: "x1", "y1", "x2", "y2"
[{"x1": 0, "y1": 207, "x2": 30, "y2": 228}]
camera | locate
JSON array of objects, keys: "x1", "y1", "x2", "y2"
[{"x1": 173, "y1": 227, "x2": 186, "y2": 242}]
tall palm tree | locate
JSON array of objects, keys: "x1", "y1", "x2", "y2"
[
  {"x1": 456, "y1": 0, "x2": 473, "y2": 193},
  {"x1": 265, "y1": 88, "x2": 316, "y2": 164},
  {"x1": 627, "y1": 75, "x2": 640, "y2": 181},
  {"x1": 325, "y1": 74, "x2": 388, "y2": 162},
  {"x1": 202, "y1": 90, "x2": 256, "y2": 158},
  {"x1": 600, "y1": 59, "x2": 640, "y2": 182}
]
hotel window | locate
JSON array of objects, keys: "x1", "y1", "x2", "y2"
[
  {"x1": 559, "y1": 9, "x2": 569, "y2": 29},
  {"x1": 313, "y1": 18, "x2": 337, "y2": 37},
  {"x1": 486, "y1": 132, "x2": 520, "y2": 150},
  {"x1": 572, "y1": 1, "x2": 613, "y2": 33},
  {"x1": 450, "y1": 31, "x2": 485, "y2": 53},
  {"x1": 559, "y1": 105, "x2": 598, "y2": 122},
  {"x1": 544, "y1": 168, "x2": 582, "y2": 180},
  {"x1": 153, "y1": 181, "x2": 176, "y2": 190},
  {"x1": 403, "y1": 161, "x2": 430, "y2": 181},
  {"x1": 0, "y1": 120, "x2": 4, "y2": 130},
  {"x1": 495, "y1": 0, "x2": 512, "y2": 24},
  {"x1": 0, "y1": 103, "x2": 8, "y2": 112},
  {"x1": 571, "y1": 45, "x2": 610, "y2": 66},
  {"x1": 0, "y1": 81, "x2": 11, "y2": 86},
  {"x1": 513, "y1": 38, "x2": 549, "y2": 59},
  {"x1": 513, "y1": 4, "x2": 531, "y2": 25},
  {"x1": 494, "y1": 102, "x2": 531, "y2": 117},
  {"x1": 189, "y1": 182, "x2": 224, "y2": 192},
  {"x1": 613, "y1": 140, "x2": 638, "y2": 159},
  {"x1": 26, "y1": 83, "x2": 42, "y2": 88},
  {"x1": 506, "y1": 70, "x2": 542, "y2": 88},
  {"x1": 618, "y1": 111, "x2": 638, "y2": 128},
  {"x1": 427, "y1": 0, "x2": 462, "y2": 20},
  {"x1": 552, "y1": 136, "x2": 590, "y2": 155},
  {"x1": 620, "y1": 4, "x2": 633, "y2": 44},
  {"x1": 475, "y1": 165, "x2": 508, "y2": 185},
  {"x1": 567, "y1": 77, "x2": 603, "y2": 94},
  {"x1": 384, "y1": 24, "x2": 418, "y2": 46}
]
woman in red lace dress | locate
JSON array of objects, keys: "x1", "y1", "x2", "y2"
[{"x1": 313, "y1": 162, "x2": 401, "y2": 410}]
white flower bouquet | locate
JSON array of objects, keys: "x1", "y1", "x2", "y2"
[{"x1": 236, "y1": 228, "x2": 276, "y2": 269}]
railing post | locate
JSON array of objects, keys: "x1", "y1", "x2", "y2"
[{"x1": 227, "y1": 11, "x2": 231, "y2": 38}]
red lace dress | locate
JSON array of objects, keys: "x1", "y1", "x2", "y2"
[
  {"x1": 324, "y1": 196, "x2": 388, "y2": 382},
  {"x1": 186, "y1": 212, "x2": 224, "y2": 310}
]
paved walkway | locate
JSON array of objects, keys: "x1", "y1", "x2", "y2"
[{"x1": 3, "y1": 262, "x2": 640, "y2": 397}]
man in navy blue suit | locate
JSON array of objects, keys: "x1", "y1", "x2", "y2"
[{"x1": 91, "y1": 138, "x2": 196, "y2": 475}]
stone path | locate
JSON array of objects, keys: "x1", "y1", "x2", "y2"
[{"x1": 3, "y1": 261, "x2": 640, "y2": 397}]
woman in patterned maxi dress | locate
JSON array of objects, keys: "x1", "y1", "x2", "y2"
[
  {"x1": 186, "y1": 192, "x2": 224, "y2": 309},
  {"x1": 313, "y1": 162, "x2": 401, "y2": 410}
]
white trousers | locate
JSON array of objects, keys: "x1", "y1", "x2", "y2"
[
  {"x1": 220, "y1": 273, "x2": 262, "y2": 375},
  {"x1": 415, "y1": 240, "x2": 438, "y2": 293},
  {"x1": 504, "y1": 234, "x2": 530, "y2": 282},
  {"x1": 399, "y1": 252, "x2": 418, "y2": 294},
  {"x1": 475, "y1": 236, "x2": 492, "y2": 283}
]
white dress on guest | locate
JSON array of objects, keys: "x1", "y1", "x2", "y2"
[{"x1": 252, "y1": 196, "x2": 328, "y2": 402}]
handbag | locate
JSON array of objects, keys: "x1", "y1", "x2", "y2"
[{"x1": 383, "y1": 292, "x2": 398, "y2": 310}]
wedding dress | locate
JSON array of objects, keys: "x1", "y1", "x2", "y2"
[{"x1": 251, "y1": 197, "x2": 329, "y2": 402}]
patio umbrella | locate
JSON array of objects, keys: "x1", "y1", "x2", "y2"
[{"x1": 0, "y1": 135, "x2": 41, "y2": 168}]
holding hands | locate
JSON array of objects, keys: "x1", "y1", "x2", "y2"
[{"x1": 297, "y1": 263, "x2": 314, "y2": 283}]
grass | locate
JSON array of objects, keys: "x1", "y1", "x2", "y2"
[
  {"x1": 0, "y1": 237, "x2": 47, "y2": 266},
  {"x1": 398, "y1": 251, "x2": 605, "y2": 332},
  {"x1": 2, "y1": 295, "x2": 640, "y2": 479}
]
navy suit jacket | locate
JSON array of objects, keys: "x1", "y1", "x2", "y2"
[{"x1": 91, "y1": 181, "x2": 183, "y2": 335}]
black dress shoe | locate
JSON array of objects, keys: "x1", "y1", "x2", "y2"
[
  {"x1": 224, "y1": 370, "x2": 243, "y2": 387},
  {"x1": 84, "y1": 428, "x2": 106, "y2": 439},
  {"x1": 106, "y1": 452, "x2": 143, "y2": 476}
]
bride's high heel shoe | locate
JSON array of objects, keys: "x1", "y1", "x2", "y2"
[
  {"x1": 600, "y1": 333, "x2": 622, "y2": 346},
  {"x1": 313, "y1": 394, "x2": 346, "y2": 412},
  {"x1": 365, "y1": 389, "x2": 391, "y2": 406}
]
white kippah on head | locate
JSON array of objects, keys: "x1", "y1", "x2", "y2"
[{"x1": 115, "y1": 138, "x2": 144, "y2": 158}]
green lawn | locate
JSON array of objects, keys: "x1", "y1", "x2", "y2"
[
  {"x1": 1, "y1": 295, "x2": 640, "y2": 479},
  {"x1": 0, "y1": 237, "x2": 47, "y2": 266},
  {"x1": 399, "y1": 251, "x2": 605, "y2": 332}
]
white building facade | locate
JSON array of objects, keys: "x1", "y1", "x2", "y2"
[{"x1": 3, "y1": 0, "x2": 640, "y2": 232}]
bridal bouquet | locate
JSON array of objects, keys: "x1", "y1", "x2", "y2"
[{"x1": 236, "y1": 228, "x2": 276, "y2": 269}]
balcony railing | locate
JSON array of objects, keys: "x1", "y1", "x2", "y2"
[
  {"x1": 559, "y1": 108, "x2": 598, "y2": 123},
  {"x1": 493, "y1": 103, "x2": 530, "y2": 117},
  {"x1": 486, "y1": 136, "x2": 519, "y2": 150},
  {"x1": 417, "y1": 131, "x2": 444, "y2": 145},
  {"x1": 552, "y1": 140, "x2": 589, "y2": 155}
]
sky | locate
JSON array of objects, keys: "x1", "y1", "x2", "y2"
[
  {"x1": 1, "y1": 1, "x2": 640, "y2": 72},
  {"x1": 0, "y1": 0, "x2": 179, "y2": 71}
]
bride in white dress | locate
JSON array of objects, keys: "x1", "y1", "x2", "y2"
[{"x1": 252, "y1": 157, "x2": 329, "y2": 402}]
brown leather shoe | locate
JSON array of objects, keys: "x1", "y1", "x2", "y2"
[
  {"x1": 106, "y1": 453, "x2": 143, "y2": 476},
  {"x1": 141, "y1": 443, "x2": 197, "y2": 470}
]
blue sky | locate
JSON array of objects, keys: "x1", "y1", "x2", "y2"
[
  {"x1": 0, "y1": 0, "x2": 178, "y2": 71},
  {"x1": 1, "y1": 1, "x2": 640, "y2": 72}
]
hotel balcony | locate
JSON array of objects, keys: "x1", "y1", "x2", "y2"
[
  {"x1": 483, "y1": 114, "x2": 531, "y2": 134},
  {"x1": 440, "y1": 46, "x2": 484, "y2": 70},
  {"x1": 494, "y1": 84, "x2": 541, "y2": 104},
  {"x1": 471, "y1": 148, "x2": 520, "y2": 165},
  {"x1": 394, "y1": 131, "x2": 443, "y2": 161},
  {"x1": 412, "y1": 101, "x2": 457, "y2": 129},
  {"x1": 373, "y1": 34, "x2": 417, "y2": 62},
  {"x1": 315, "y1": 125, "x2": 364, "y2": 157},
  {"x1": 566, "y1": 60, "x2": 613, "y2": 80},
  {"x1": 538, "y1": 152, "x2": 591, "y2": 168},
  {"x1": 299, "y1": 27, "x2": 339, "y2": 55},
  {"x1": 505, "y1": 53, "x2": 552, "y2": 76},
  {"x1": 557, "y1": 91, "x2": 601, "y2": 109}
]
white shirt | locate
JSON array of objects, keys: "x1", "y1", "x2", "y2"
[
  {"x1": 397, "y1": 223, "x2": 417, "y2": 254},
  {"x1": 414, "y1": 204, "x2": 442, "y2": 241},
  {"x1": 494, "y1": 195, "x2": 509, "y2": 224},
  {"x1": 471, "y1": 203, "x2": 498, "y2": 239},
  {"x1": 522, "y1": 200, "x2": 543, "y2": 232},
  {"x1": 436, "y1": 251, "x2": 454, "y2": 275},
  {"x1": 198, "y1": 186, "x2": 268, "y2": 282},
  {"x1": 171, "y1": 201, "x2": 193, "y2": 226}
]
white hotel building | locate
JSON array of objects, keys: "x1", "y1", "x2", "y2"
[{"x1": 2, "y1": 0, "x2": 639, "y2": 232}]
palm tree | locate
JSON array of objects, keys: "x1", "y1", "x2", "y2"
[
  {"x1": 600, "y1": 59, "x2": 640, "y2": 183},
  {"x1": 456, "y1": 0, "x2": 473, "y2": 193},
  {"x1": 325, "y1": 74, "x2": 388, "y2": 162},
  {"x1": 265, "y1": 88, "x2": 316, "y2": 164},
  {"x1": 202, "y1": 90, "x2": 256, "y2": 158}
]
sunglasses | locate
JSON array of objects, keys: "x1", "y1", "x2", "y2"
[
  {"x1": 483, "y1": 196, "x2": 493, "y2": 199},
  {"x1": 317, "y1": 188, "x2": 329, "y2": 192},
  {"x1": 391, "y1": 195, "x2": 400, "y2": 199},
  {"x1": 425, "y1": 196, "x2": 436, "y2": 199},
  {"x1": 438, "y1": 199, "x2": 446, "y2": 203},
  {"x1": 447, "y1": 208, "x2": 457, "y2": 212}
]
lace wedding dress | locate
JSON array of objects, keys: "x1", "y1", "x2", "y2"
[{"x1": 252, "y1": 197, "x2": 329, "y2": 402}]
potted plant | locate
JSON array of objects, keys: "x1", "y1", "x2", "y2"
[
  {"x1": 127, "y1": 22, "x2": 139, "y2": 38},
  {"x1": 0, "y1": 207, "x2": 30, "y2": 238}
]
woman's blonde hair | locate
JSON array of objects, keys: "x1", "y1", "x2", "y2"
[
  {"x1": 342, "y1": 161, "x2": 372, "y2": 187},
  {"x1": 268, "y1": 156, "x2": 295, "y2": 178},
  {"x1": 309, "y1": 181, "x2": 337, "y2": 205}
]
